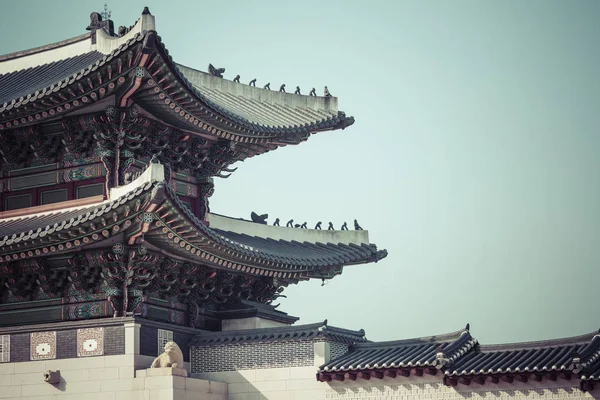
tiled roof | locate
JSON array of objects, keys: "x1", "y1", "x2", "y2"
[
  {"x1": 154, "y1": 183, "x2": 387, "y2": 274},
  {"x1": 319, "y1": 326, "x2": 476, "y2": 374},
  {"x1": 580, "y1": 333, "x2": 600, "y2": 381},
  {"x1": 190, "y1": 320, "x2": 368, "y2": 347},
  {"x1": 0, "y1": 182, "x2": 152, "y2": 248},
  {"x1": 0, "y1": 51, "x2": 104, "y2": 105}
]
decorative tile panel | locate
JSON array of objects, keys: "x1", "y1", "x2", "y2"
[
  {"x1": 0, "y1": 335, "x2": 9, "y2": 362},
  {"x1": 30, "y1": 331, "x2": 56, "y2": 360},
  {"x1": 158, "y1": 329, "x2": 173, "y2": 355},
  {"x1": 77, "y1": 327, "x2": 104, "y2": 357}
]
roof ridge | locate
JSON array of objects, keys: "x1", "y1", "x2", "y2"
[
  {"x1": 477, "y1": 331, "x2": 598, "y2": 351},
  {"x1": 352, "y1": 327, "x2": 469, "y2": 349},
  {"x1": 0, "y1": 33, "x2": 91, "y2": 63}
]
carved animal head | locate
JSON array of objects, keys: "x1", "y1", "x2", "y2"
[{"x1": 163, "y1": 341, "x2": 181, "y2": 355}]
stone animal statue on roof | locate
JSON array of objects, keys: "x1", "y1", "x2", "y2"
[
  {"x1": 251, "y1": 212, "x2": 268, "y2": 224},
  {"x1": 300, "y1": 222, "x2": 307, "y2": 229},
  {"x1": 249, "y1": 78, "x2": 256, "y2": 86},
  {"x1": 208, "y1": 64, "x2": 225, "y2": 78},
  {"x1": 309, "y1": 88, "x2": 316, "y2": 96},
  {"x1": 315, "y1": 221, "x2": 322, "y2": 230},
  {"x1": 273, "y1": 218, "x2": 280, "y2": 226},
  {"x1": 233, "y1": 75, "x2": 240, "y2": 83},
  {"x1": 286, "y1": 219, "x2": 294, "y2": 227},
  {"x1": 328, "y1": 222, "x2": 334, "y2": 230},
  {"x1": 354, "y1": 219, "x2": 363, "y2": 230},
  {"x1": 341, "y1": 222, "x2": 348, "y2": 230},
  {"x1": 279, "y1": 84, "x2": 286, "y2": 92},
  {"x1": 324, "y1": 86, "x2": 332, "y2": 97},
  {"x1": 264, "y1": 83, "x2": 271, "y2": 90},
  {"x1": 151, "y1": 341, "x2": 184, "y2": 369},
  {"x1": 295, "y1": 86, "x2": 301, "y2": 95}
]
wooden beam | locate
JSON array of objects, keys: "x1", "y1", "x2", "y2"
[
  {"x1": 490, "y1": 376, "x2": 500, "y2": 384},
  {"x1": 501, "y1": 375, "x2": 514, "y2": 384},
  {"x1": 446, "y1": 377, "x2": 458, "y2": 387},
  {"x1": 346, "y1": 372, "x2": 357, "y2": 381},
  {"x1": 474, "y1": 376, "x2": 486, "y2": 385},
  {"x1": 359, "y1": 371, "x2": 371, "y2": 380},
  {"x1": 318, "y1": 373, "x2": 331, "y2": 382},
  {"x1": 458, "y1": 377, "x2": 472, "y2": 386},
  {"x1": 547, "y1": 373, "x2": 557, "y2": 381},
  {"x1": 384, "y1": 370, "x2": 397, "y2": 378},
  {"x1": 515, "y1": 374, "x2": 528, "y2": 383},
  {"x1": 372, "y1": 370, "x2": 384, "y2": 380},
  {"x1": 533, "y1": 373, "x2": 543, "y2": 382},
  {"x1": 398, "y1": 369, "x2": 410, "y2": 377},
  {"x1": 559, "y1": 371, "x2": 572, "y2": 380},
  {"x1": 425, "y1": 367, "x2": 438, "y2": 376},
  {"x1": 333, "y1": 374, "x2": 344, "y2": 381},
  {"x1": 414, "y1": 369, "x2": 424, "y2": 377}
]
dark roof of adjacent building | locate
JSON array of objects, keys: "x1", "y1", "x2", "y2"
[
  {"x1": 445, "y1": 331, "x2": 600, "y2": 377},
  {"x1": 190, "y1": 320, "x2": 368, "y2": 347},
  {"x1": 319, "y1": 325, "x2": 476, "y2": 374}
]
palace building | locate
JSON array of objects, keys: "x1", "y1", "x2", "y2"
[{"x1": 0, "y1": 7, "x2": 597, "y2": 400}]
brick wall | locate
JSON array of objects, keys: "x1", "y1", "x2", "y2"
[
  {"x1": 104, "y1": 326, "x2": 125, "y2": 355},
  {"x1": 56, "y1": 329, "x2": 77, "y2": 359},
  {"x1": 140, "y1": 324, "x2": 193, "y2": 361},
  {"x1": 9, "y1": 333, "x2": 30, "y2": 362},
  {"x1": 191, "y1": 339, "x2": 314, "y2": 373}
]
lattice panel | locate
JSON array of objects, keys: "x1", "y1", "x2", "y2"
[
  {"x1": 5, "y1": 194, "x2": 32, "y2": 210},
  {"x1": 40, "y1": 188, "x2": 68, "y2": 205},
  {"x1": 76, "y1": 183, "x2": 104, "y2": 199},
  {"x1": 0, "y1": 335, "x2": 9, "y2": 363},
  {"x1": 158, "y1": 329, "x2": 173, "y2": 355}
]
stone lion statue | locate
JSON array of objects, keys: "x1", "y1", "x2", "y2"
[{"x1": 151, "y1": 341, "x2": 184, "y2": 369}]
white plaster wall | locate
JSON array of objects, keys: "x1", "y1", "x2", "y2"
[
  {"x1": 221, "y1": 317, "x2": 288, "y2": 332},
  {"x1": 0, "y1": 355, "x2": 226, "y2": 400}
]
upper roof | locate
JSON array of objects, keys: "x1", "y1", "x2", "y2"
[{"x1": 0, "y1": 8, "x2": 354, "y2": 164}]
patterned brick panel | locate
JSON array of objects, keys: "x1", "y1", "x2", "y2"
[
  {"x1": 325, "y1": 383, "x2": 592, "y2": 400},
  {"x1": 31, "y1": 331, "x2": 56, "y2": 360},
  {"x1": 191, "y1": 339, "x2": 314, "y2": 373},
  {"x1": 56, "y1": 329, "x2": 77, "y2": 359},
  {"x1": 77, "y1": 327, "x2": 104, "y2": 357},
  {"x1": 104, "y1": 326, "x2": 125, "y2": 355}
]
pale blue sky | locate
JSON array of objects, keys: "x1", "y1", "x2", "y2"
[{"x1": 1, "y1": 1, "x2": 598, "y2": 344}]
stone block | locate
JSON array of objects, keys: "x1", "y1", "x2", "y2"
[
  {"x1": 105, "y1": 354, "x2": 135, "y2": 368},
  {"x1": 14, "y1": 360, "x2": 47, "y2": 374},
  {"x1": 229, "y1": 382, "x2": 250, "y2": 393},
  {"x1": 146, "y1": 367, "x2": 188, "y2": 377},
  {"x1": 21, "y1": 382, "x2": 63, "y2": 397},
  {"x1": 209, "y1": 380, "x2": 228, "y2": 394},
  {"x1": 0, "y1": 374, "x2": 10, "y2": 387},
  {"x1": 145, "y1": 375, "x2": 174, "y2": 389},
  {"x1": 0, "y1": 363, "x2": 15, "y2": 374},
  {"x1": 292, "y1": 388, "x2": 325, "y2": 400},
  {"x1": 116, "y1": 391, "x2": 147, "y2": 400},
  {"x1": 229, "y1": 393, "x2": 259, "y2": 400},
  {"x1": 88, "y1": 367, "x2": 120, "y2": 380},
  {"x1": 11, "y1": 371, "x2": 50, "y2": 385},
  {"x1": 289, "y1": 367, "x2": 318, "y2": 380},
  {"x1": 258, "y1": 391, "x2": 294, "y2": 400},
  {"x1": 173, "y1": 375, "x2": 186, "y2": 390},
  {"x1": 119, "y1": 365, "x2": 135, "y2": 378},
  {"x1": 184, "y1": 377, "x2": 210, "y2": 392},
  {"x1": 60, "y1": 368, "x2": 89, "y2": 382},
  {"x1": 55, "y1": 392, "x2": 116, "y2": 400},
  {"x1": 101, "y1": 378, "x2": 135, "y2": 392},
  {"x1": 250, "y1": 380, "x2": 286, "y2": 393},
  {"x1": 149, "y1": 387, "x2": 174, "y2": 400},
  {"x1": 286, "y1": 378, "x2": 323, "y2": 390},
  {"x1": 132, "y1": 377, "x2": 145, "y2": 390},
  {"x1": 0, "y1": 385, "x2": 21, "y2": 398},
  {"x1": 255, "y1": 368, "x2": 290, "y2": 382}
]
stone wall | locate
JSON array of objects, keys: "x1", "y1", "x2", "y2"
[{"x1": 0, "y1": 355, "x2": 227, "y2": 400}]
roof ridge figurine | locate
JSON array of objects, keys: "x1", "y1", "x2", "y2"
[{"x1": 208, "y1": 63, "x2": 225, "y2": 78}]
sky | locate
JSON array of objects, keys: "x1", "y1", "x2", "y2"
[{"x1": 0, "y1": 1, "x2": 598, "y2": 344}]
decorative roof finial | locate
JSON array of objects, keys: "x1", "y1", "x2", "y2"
[
  {"x1": 142, "y1": 6, "x2": 151, "y2": 15},
  {"x1": 279, "y1": 84, "x2": 286, "y2": 93},
  {"x1": 341, "y1": 222, "x2": 348, "y2": 230},
  {"x1": 354, "y1": 219, "x2": 363, "y2": 230},
  {"x1": 309, "y1": 88, "x2": 316, "y2": 96},
  {"x1": 294, "y1": 86, "x2": 301, "y2": 95},
  {"x1": 264, "y1": 82, "x2": 271, "y2": 90},
  {"x1": 249, "y1": 78, "x2": 257, "y2": 87},
  {"x1": 101, "y1": 3, "x2": 111, "y2": 21},
  {"x1": 208, "y1": 64, "x2": 225, "y2": 78},
  {"x1": 233, "y1": 75, "x2": 240, "y2": 83}
]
